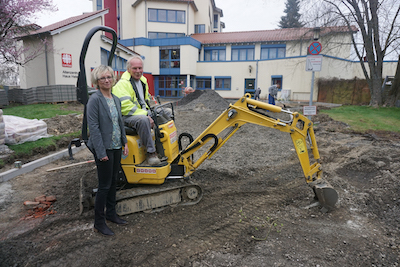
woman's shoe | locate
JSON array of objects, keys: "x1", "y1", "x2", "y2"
[
  {"x1": 106, "y1": 216, "x2": 127, "y2": 225},
  {"x1": 94, "y1": 224, "x2": 114, "y2": 236}
]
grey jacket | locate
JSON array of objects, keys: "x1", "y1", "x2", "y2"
[
  {"x1": 268, "y1": 85, "x2": 279, "y2": 98},
  {"x1": 86, "y1": 90, "x2": 127, "y2": 159}
]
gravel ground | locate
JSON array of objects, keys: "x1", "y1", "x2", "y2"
[{"x1": 0, "y1": 90, "x2": 399, "y2": 266}]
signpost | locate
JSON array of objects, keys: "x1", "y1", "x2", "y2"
[{"x1": 306, "y1": 42, "x2": 322, "y2": 119}]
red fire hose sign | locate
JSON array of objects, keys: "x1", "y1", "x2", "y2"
[{"x1": 308, "y1": 42, "x2": 322, "y2": 55}]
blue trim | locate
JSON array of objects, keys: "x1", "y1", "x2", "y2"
[
  {"x1": 132, "y1": 37, "x2": 202, "y2": 49},
  {"x1": 271, "y1": 75, "x2": 283, "y2": 79},
  {"x1": 204, "y1": 46, "x2": 226, "y2": 50},
  {"x1": 160, "y1": 68, "x2": 180, "y2": 75},
  {"x1": 118, "y1": 39, "x2": 134, "y2": 47},
  {"x1": 232, "y1": 45, "x2": 255, "y2": 49},
  {"x1": 261, "y1": 44, "x2": 286, "y2": 48},
  {"x1": 215, "y1": 76, "x2": 231, "y2": 79},
  {"x1": 196, "y1": 76, "x2": 212, "y2": 79}
]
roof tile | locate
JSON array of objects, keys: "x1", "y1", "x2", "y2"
[
  {"x1": 27, "y1": 9, "x2": 107, "y2": 36},
  {"x1": 191, "y1": 26, "x2": 357, "y2": 45}
]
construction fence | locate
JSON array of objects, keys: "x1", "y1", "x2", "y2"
[{"x1": 317, "y1": 78, "x2": 371, "y2": 105}]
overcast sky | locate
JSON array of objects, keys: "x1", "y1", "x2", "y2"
[{"x1": 34, "y1": 0, "x2": 286, "y2": 32}]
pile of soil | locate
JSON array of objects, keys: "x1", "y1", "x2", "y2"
[
  {"x1": 0, "y1": 94, "x2": 399, "y2": 266},
  {"x1": 174, "y1": 90, "x2": 230, "y2": 111}
]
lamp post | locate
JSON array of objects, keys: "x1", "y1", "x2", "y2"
[{"x1": 308, "y1": 27, "x2": 321, "y2": 120}]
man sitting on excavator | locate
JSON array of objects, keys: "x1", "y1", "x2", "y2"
[{"x1": 112, "y1": 56, "x2": 161, "y2": 166}]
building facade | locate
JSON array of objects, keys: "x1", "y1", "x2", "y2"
[{"x1": 19, "y1": 0, "x2": 397, "y2": 101}]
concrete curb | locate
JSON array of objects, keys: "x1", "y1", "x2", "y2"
[{"x1": 0, "y1": 145, "x2": 87, "y2": 183}]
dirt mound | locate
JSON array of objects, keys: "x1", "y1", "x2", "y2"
[
  {"x1": 174, "y1": 90, "x2": 230, "y2": 111},
  {"x1": 43, "y1": 113, "x2": 83, "y2": 136}
]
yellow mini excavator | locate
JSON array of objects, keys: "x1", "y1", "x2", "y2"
[{"x1": 73, "y1": 26, "x2": 338, "y2": 215}]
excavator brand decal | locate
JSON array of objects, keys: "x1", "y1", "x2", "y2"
[
  {"x1": 136, "y1": 168, "x2": 157, "y2": 174},
  {"x1": 295, "y1": 139, "x2": 306, "y2": 154},
  {"x1": 168, "y1": 122, "x2": 174, "y2": 128}
]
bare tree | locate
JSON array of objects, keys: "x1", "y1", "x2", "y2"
[{"x1": 302, "y1": 0, "x2": 400, "y2": 106}]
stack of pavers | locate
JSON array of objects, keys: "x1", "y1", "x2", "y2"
[
  {"x1": 8, "y1": 88, "x2": 38, "y2": 105},
  {"x1": 0, "y1": 90, "x2": 8, "y2": 106},
  {"x1": 9, "y1": 85, "x2": 77, "y2": 104}
]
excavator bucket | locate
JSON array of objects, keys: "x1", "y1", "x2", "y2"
[{"x1": 310, "y1": 179, "x2": 338, "y2": 212}]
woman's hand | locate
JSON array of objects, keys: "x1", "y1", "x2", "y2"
[
  {"x1": 100, "y1": 156, "x2": 109, "y2": 162},
  {"x1": 123, "y1": 143, "x2": 129, "y2": 156}
]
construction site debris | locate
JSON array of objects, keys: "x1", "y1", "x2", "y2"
[{"x1": 22, "y1": 195, "x2": 57, "y2": 220}]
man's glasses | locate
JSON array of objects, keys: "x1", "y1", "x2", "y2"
[{"x1": 98, "y1": 76, "x2": 113, "y2": 81}]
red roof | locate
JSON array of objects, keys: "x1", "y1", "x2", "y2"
[
  {"x1": 24, "y1": 9, "x2": 108, "y2": 37},
  {"x1": 191, "y1": 26, "x2": 358, "y2": 45}
]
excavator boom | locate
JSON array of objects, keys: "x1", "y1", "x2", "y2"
[{"x1": 177, "y1": 94, "x2": 337, "y2": 211}]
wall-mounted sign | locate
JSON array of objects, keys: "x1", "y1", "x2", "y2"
[{"x1": 62, "y1": 53, "x2": 72, "y2": 67}]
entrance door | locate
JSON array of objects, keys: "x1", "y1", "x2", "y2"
[{"x1": 244, "y1": 79, "x2": 255, "y2": 98}]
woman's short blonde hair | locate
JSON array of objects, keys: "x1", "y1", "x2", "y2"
[{"x1": 91, "y1": 65, "x2": 115, "y2": 89}]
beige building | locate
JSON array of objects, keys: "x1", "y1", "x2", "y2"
[{"x1": 19, "y1": 0, "x2": 397, "y2": 101}]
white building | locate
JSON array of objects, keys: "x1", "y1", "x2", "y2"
[{"x1": 19, "y1": 0, "x2": 397, "y2": 101}]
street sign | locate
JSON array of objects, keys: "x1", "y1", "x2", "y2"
[
  {"x1": 306, "y1": 55, "x2": 323, "y2": 72},
  {"x1": 308, "y1": 41, "x2": 322, "y2": 55}
]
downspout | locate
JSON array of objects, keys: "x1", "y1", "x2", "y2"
[
  {"x1": 255, "y1": 60, "x2": 259, "y2": 90},
  {"x1": 145, "y1": 0, "x2": 147, "y2": 38},
  {"x1": 187, "y1": 2, "x2": 189, "y2": 36},
  {"x1": 45, "y1": 42, "x2": 49, "y2": 85}
]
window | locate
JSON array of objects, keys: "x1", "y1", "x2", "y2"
[
  {"x1": 160, "y1": 46, "x2": 180, "y2": 69},
  {"x1": 155, "y1": 76, "x2": 187, "y2": 97},
  {"x1": 96, "y1": 0, "x2": 102, "y2": 10},
  {"x1": 148, "y1": 9, "x2": 185, "y2": 23},
  {"x1": 215, "y1": 77, "x2": 231, "y2": 90},
  {"x1": 232, "y1": 46, "x2": 254, "y2": 61},
  {"x1": 204, "y1": 47, "x2": 226, "y2": 61},
  {"x1": 101, "y1": 48, "x2": 127, "y2": 72},
  {"x1": 148, "y1": 32, "x2": 185, "y2": 39},
  {"x1": 261, "y1": 45, "x2": 286, "y2": 59},
  {"x1": 213, "y1": 14, "x2": 218, "y2": 29},
  {"x1": 195, "y1": 24, "x2": 205, "y2": 33},
  {"x1": 196, "y1": 77, "x2": 211, "y2": 90}
]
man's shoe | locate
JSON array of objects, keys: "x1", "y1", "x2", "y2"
[
  {"x1": 148, "y1": 152, "x2": 161, "y2": 166},
  {"x1": 106, "y1": 216, "x2": 127, "y2": 225},
  {"x1": 94, "y1": 224, "x2": 114, "y2": 236}
]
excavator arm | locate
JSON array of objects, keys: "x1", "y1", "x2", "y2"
[{"x1": 177, "y1": 94, "x2": 338, "y2": 211}]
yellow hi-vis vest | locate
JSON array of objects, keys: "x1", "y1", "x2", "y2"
[{"x1": 112, "y1": 71, "x2": 151, "y2": 116}]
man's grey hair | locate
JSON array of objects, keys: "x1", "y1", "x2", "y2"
[{"x1": 127, "y1": 55, "x2": 144, "y2": 70}]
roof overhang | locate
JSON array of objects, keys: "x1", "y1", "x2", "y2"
[{"x1": 101, "y1": 35, "x2": 139, "y2": 56}]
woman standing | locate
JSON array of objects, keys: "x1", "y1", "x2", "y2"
[{"x1": 87, "y1": 65, "x2": 129, "y2": 236}]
